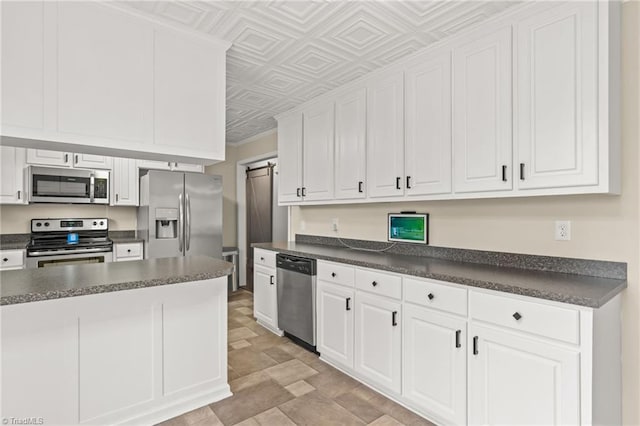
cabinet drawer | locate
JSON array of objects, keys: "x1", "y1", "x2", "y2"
[
  {"x1": 254, "y1": 248, "x2": 276, "y2": 268},
  {"x1": 356, "y1": 268, "x2": 402, "y2": 300},
  {"x1": 404, "y1": 277, "x2": 467, "y2": 316},
  {"x1": 115, "y1": 243, "x2": 143, "y2": 259},
  {"x1": 470, "y1": 291, "x2": 580, "y2": 344},
  {"x1": 0, "y1": 249, "x2": 25, "y2": 270},
  {"x1": 317, "y1": 261, "x2": 355, "y2": 287}
]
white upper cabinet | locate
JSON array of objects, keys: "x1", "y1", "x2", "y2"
[
  {"x1": 516, "y1": 2, "x2": 599, "y2": 190},
  {"x1": 1, "y1": 1, "x2": 44, "y2": 132},
  {"x1": 405, "y1": 51, "x2": 452, "y2": 196},
  {"x1": 26, "y1": 149, "x2": 71, "y2": 168},
  {"x1": 73, "y1": 153, "x2": 112, "y2": 170},
  {"x1": 56, "y1": 2, "x2": 153, "y2": 144},
  {"x1": 171, "y1": 163, "x2": 204, "y2": 173},
  {"x1": 367, "y1": 71, "x2": 405, "y2": 198},
  {"x1": 0, "y1": 147, "x2": 27, "y2": 205},
  {"x1": 153, "y1": 28, "x2": 225, "y2": 157},
  {"x1": 111, "y1": 158, "x2": 138, "y2": 206},
  {"x1": 302, "y1": 101, "x2": 334, "y2": 201},
  {"x1": 334, "y1": 88, "x2": 367, "y2": 200},
  {"x1": 0, "y1": 1, "x2": 229, "y2": 164},
  {"x1": 277, "y1": 112, "x2": 304, "y2": 203},
  {"x1": 453, "y1": 27, "x2": 513, "y2": 194}
]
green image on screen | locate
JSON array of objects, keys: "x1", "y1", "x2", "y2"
[{"x1": 390, "y1": 216, "x2": 425, "y2": 241}]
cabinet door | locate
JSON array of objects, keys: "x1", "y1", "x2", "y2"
[
  {"x1": 56, "y1": 2, "x2": 153, "y2": 143},
  {"x1": 317, "y1": 281, "x2": 354, "y2": 368},
  {"x1": 453, "y1": 27, "x2": 512, "y2": 193},
  {"x1": 277, "y1": 112, "x2": 303, "y2": 203},
  {"x1": 0, "y1": 147, "x2": 27, "y2": 205},
  {"x1": 253, "y1": 265, "x2": 277, "y2": 329},
  {"x1": 1, "y1": 1, "x2": 45, "y2": 132},
  {"x1": 73, "y1": 154, "x2": 112, "y2": 170},
  {"x1": 516, "y1": 3, "x2": 598, "y2": 189},
  {"x1": 335, "y1": 88, "x2": 366, "y2": 200},
  {"x1": 26, "y1": 149, "x2": 71, "y2": 167},
  {"x1": 172, "y1": 163, "x2": 204, "y2": 173},
  {"x1": 403, "y1": 305, "x2": 466, "y2": 425},
  {"x1": 154, "y1": 28, "x2": 225, "y2": 155},
  {"x1": 405, "y1": 51, "x2": 452, "y2": 196},
  {"x1": 136, "y1": 160, "x2": 172, "y2": 171},
  {"x1": 468, "y1": 324, "x2": 580, "y2": 425},
  {"x1": 302, "y1": 101, "x2": 334, "y2": 201},
  {"x1": 367, "y1": 72, "x2": 404, "y2": 198},
  {"x1": 355, "y1": 292, "x2": 401, "y2": 393},
  {"x1": 111, "y1": 158, "x2": 138, "y2": 206}
]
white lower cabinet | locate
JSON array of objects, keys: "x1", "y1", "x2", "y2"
[
  {"x1": 113, "y1": 242, "x2": 143, "y2": 262},
  {"x1": 0, "y1": 250, "x2": 25, "y2": 271},
  {"x1": 0, "y1": 146, "x2": 27, "y2": 205},
  {"x1": 317, "y1": 281, "x2": 354, "y2": 369},
  {"x1": 354, "y1": 292, "x2": 402, "y2": 394},
  {"x1": 468, "y1": 324, "x2": 580, "y2": 425},
  {"x1": 403, "y1": 304, "x2": 466, "y2": 425},
  {"x1": 253, "y1": 263, "x2": 279, "y2": 334}
]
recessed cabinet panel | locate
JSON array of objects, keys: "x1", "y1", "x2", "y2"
[
  {"x1": 367, "y1": 72, "x2": 404, "y2": 198},
  {"x1": 1, "y1": 1, "x2": 45, "y2": 131},
  {"x1": 277, "y1": 112, "x2": 304, "y2": 203},
  {"x1": 453, "y1": 27, "x2": 512, "y2": 193},
  {"x1": 253, "y1": 265, "x2": 278, "y2": 330},
  {"x1": 74, "y1": 153, "x2": 112, "y2": 170},
  {"x1": 317, "y1": 282, "x2": 355, "y2": 369},
  {"x1": 0, "y1": 147, "x2": 27, "y2": 205},
  {"x1": 26, "y1": 149, "x2": 71, "y2": 167},
  {"x1": 57, "y1": 2, "x2": 153, "y2": 143},
  {"x1": 112, "y1": 158, "x2": 138, "y2": 206},
  {"x1": 405, "y1": 52, "x2": 452, "y2": 196},
  {"x1": 517, "y1": 3, "x2": 598, "y2": 189},
  {"x1": 303, "y1": 102, "x2": 334, "y2": 201},
  {"x1": 335, "y1": 88, "x2": 367, "y2": 200}
]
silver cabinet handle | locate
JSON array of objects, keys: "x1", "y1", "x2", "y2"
[
  {"x1": 17, "y1": 190, "x2": 21, "y2": 200},
  {"x1": 178, "y1": 193, "x2": 184, "y2": 253},
  {"x1": 89, "y1": 173, "x2": 95, "y2": 202},
  {"x1": 185, "y1": 192, "x2": 191, "y2": 251}
]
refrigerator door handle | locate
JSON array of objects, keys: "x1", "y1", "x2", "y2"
[
  {"x1": 178, "y1": 192, "x2": 184, "y2": 253},
  {"x1": 186, "y1": 192, "x2": 191, "y2": 251}
]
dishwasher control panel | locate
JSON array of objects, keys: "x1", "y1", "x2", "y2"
[{"x1": 276, "y1": 254, "x2": 316, "y2": 275}]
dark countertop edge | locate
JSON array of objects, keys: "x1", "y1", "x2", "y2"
[
  {"x1": 254, "y1": 244, "x2": 626, "y2": 308},
  {"x1": 0, "y1": 267, "x2": 233, "y2": 306},
  {"x1": 111, "y1": 238, "x2": 145, "y2": 244}
]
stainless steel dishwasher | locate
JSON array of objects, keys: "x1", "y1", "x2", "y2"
[{"x1": 276, "y1": 253, "x2": 317, "y2": 350}]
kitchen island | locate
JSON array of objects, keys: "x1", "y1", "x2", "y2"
[{"x1": 0, "y1": 256, "x2": 233, "y2": 425}]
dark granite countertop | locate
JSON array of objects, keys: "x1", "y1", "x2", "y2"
[
  {"x1": 254, "y1": 242, "x2": 626, "y2": 308},
  {"x1": 0, "y1": 234, "x2": 29, "y2": 250},
  {"x1": 0, "y1": 256, "x2": 233, "y2": 306},
  {"x1": 109, "y1": 230, "x2": 145, "y2": 244}
]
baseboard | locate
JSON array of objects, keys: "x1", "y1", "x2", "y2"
[{"x1": 256, "y1": 319, "x2": 284, "y2": 336}]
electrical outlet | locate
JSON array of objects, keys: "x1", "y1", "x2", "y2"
[
  {"x1": 555, "y1": 220, "x2": 571, "y2": 241},
  {"x1": 331, "y1": 218, "x2": 339, "y2": 232}
]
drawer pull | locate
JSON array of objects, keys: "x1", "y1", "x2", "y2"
[
  {"x1": 346, "y1": 297, "x2": 351, "y2": 311},
  {"x1": 396, "y1": 177, "x2": 401, "y2": 190},
  {"x1": 372, "y1": 281, "x2": 378, "y2": 287},
  {"x1": 270, "y1": 275, "x2": 274, "y2": 285},
  {"x1": 455, "y1": 330, "x2": 462, "y2": 348},
  {"x1": 358, "y1": 181, "x2": 364, "y2": 193},
  {"x1": 427, "y1": 293, "x2": 434, "y2": 300},
  {"x1": 331, "y1": 272, "x2": 336, "y2": 277},
  {"x1": 513, "y1": 312, "x2": 522, "y2": 321},
  {"x1": 297, "y1": 188, "x2": 301, "y2": 197},
  {"x1": 473, "y1": 336, "x2": 479, "y2": 355},
  {"x1": 260, "y1": 257, "x2": 265, "y2": 261},
  {"x1": 392, "y1": 311, "x2": 398, "y2": 326},
  {"x1": 520, "y1": 163, "x2": 525, "y2": 180},
  {"x1": 2, "y1": 258, "x2": 8, "y2": 262}
]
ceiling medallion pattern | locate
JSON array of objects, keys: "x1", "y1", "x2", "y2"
[{"x1": 122, "y1": 1, "x2": 519, "y2": 144}]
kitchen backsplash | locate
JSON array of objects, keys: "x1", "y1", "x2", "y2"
[{"x1": 0, "y1": 205, "x2": 137, "y2": 234}]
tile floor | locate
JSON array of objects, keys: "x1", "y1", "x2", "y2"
[{"x1": 158, "y1": 290, "x2": 435, "y2": 426}]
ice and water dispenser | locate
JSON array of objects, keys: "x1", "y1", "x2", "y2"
[{"x1": 155, "y1": 208, "x2": 178, "y2": 239}]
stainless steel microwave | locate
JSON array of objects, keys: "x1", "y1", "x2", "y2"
[{"x1": 28, "y1": 166, "x2": 110, "y2": 204}]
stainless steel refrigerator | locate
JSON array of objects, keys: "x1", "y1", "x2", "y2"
[{"x1": 137, "y1": 170, "x2": 222, "y2": 259}]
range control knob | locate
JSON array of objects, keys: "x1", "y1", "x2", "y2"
[
  {"x1": 36, "y1": 222, "x2": 42, "y2": 227},
  {"x1": 93, "y1": 221, "x2": 97, "y2": 226},
  {"x1": 44, "y1": 222, "x2": 50, "y2": 227},
  {"x1": 99, "y1": 221, "x2": 104, "y2": 226}
]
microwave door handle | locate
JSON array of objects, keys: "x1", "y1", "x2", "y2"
[
  {"x1": 89, "y1": 173, "x2": 95, "y2": 203},
  {"x1": 178, "y1": 193, "x2": 184, "y2": 254},
  {"x1": 185, "y1": 192, "x2": 191, "y2": 251}
]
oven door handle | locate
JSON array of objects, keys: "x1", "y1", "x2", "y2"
[
  {"x1": 89, "y1": 173, "x2": 95, "y2": 203},
  {"x1": 28, "y1": 247, "x2": 112, "y2": 256}
]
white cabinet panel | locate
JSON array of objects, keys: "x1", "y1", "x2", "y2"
[
  {"x1": 112, "y1": 158, "x2": 139, "y2": 206},
  {"x1": 403, "y1": 305, "x2": 466, "y2": 425},
  {"x1": 453, "y1": 27, "x2": 512, "y2": 193},
  {"x1": 0, "y1": 249, "x2": 25, "y2": 271},
  {"x1": 405, "y1": 51, "x2": 452, "y2": 196},
  {"x1": 114, "y1": 242, "x2": 143, "y2": 261},
  {"x1": 0, "y1": 147, "x2": 27, "y2": 205},
  {"x1": 367, "y1": 72, "x2": 404, "y2": 198},
  {"x1": 253, "y1": 264, "x2": 278, "y2": 331},
  {"x1": 56, "y1": 2, "x2": 153, "y2": 143},
  {"x1": 516, "y1": 3, "x2": 598, "y2": 189},
  {"x1": 468, "y1": 324, "x2": 580, "y2": 425},
  {"x1": 137, "y1": 159, "x2": 172, "y2": 171},
  {"x1": 317, "y1": 281, "x2": 354, "y2": 369},
  {"x1": 1, "y1": 1, "x2": 44, "y2": 131},
  {"x1": 173, "y1": 163, "x2": 204, "y2": 173},
  {"x1": 355, "y1": 292, "x2": 401, "y2": 393},
  {"x1": 154, "y1": 29, "x2": 224, "y2": 154},
  {"x1": 335, "y1": 88, "x2": 367, "y2": 199},
  {"x1": 303, "y1": 101, "x2": 334, "y2": 201},
  {"x1": 26, "y1": 149, "x2": 71, "y2": 167},
  {"x1": 73, "y1": 153, "x2": 112, "y2": 170},
  {"x1": 277, "y1": 112, "x2": 303, "y2": 203}
]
